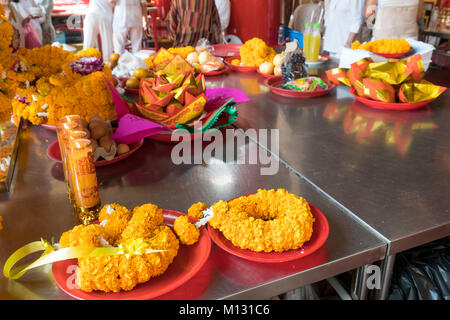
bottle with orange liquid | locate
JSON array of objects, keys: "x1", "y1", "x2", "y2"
[
  {"x1": 309, "y1": 23, "x2": 322, "y2": 62},
  {"x1": 303, "y1": 21, "x2": 312, "y2": 61}
]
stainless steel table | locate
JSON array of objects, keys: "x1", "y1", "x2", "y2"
[
  {"x1": 212, "y1": 65, "x2": 450, "y2": 299},
  {"x1": 0, "y1": 125, "x2": 386, "y2": 300}
]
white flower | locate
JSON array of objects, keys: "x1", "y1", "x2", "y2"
[
  {"x1": 195, "y1": 207, "x2": 214, "y2": 228},
  {"x1": 41, "y1": 104, "x2": 49, "y2": 110},
  {"x1": 106, "y1": 205, "x2": 114, "y2": 215},
  {"x1": 99, "y1": 219, "x2": 108, "y2": 227},
  {"x1": 37, "y1": 112, "x2": 48, "y2": 117}
]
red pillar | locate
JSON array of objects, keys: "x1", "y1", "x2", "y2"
[{"x1": 227, "y1": 0, "x2": 281, "y2": 46}]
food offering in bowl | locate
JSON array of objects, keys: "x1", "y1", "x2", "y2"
[
  {"x1": 152, "y1": 45, "x2": 228, "y2": 76},
  {"x1": 226, "y1": 37, "x2": 276, "y2": 72},
  {"x1": 109, "y1": 51, "x2": 154, "y2": 94},
  {"x1": 123, "y1": 68, "x2": 152, "y2": 94},
  {"x1": 257, "y1": 52, "x2": 284, "y2": 78},
  {"x1": 188, "y1": 51, "x2": 228, "y2": 76}
]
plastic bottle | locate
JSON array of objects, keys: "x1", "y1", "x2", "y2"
[
  {"x1": 303, "y1": 21, "x2": 312, "y2": 61},
  {"x1": 309, "y1": 22, "x2": 321, "y2": 62}
]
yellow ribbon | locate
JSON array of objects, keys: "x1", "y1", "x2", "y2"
[{"x1": 3, "y1": 238, "x2": 166, "y2": 280}]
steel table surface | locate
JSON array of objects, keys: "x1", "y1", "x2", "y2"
[
  {"x1": 210, "y1": 66, "x2": 450, "y2": 257},
  {"x1": 0, "y1": 125, "x2": 385, "y2": 300}
]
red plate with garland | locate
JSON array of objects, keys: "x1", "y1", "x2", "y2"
[
  {"x1": 265, "y1": 75, "x2": 336, "y2": 98},
  {"x1": 371, "y1": 48, "x2": 413, "y2": 59},
  {"x1": 349, "y1": 87, "x2": 435, "y2": 111},
  {"x1": 47, "y1": 139, "x2": 144, "y2": 167},
  {"x1": 207, "y1": 198, "x2": 329, "y2": 263},
  {"x1": 52, "y1": 210, "x2": 211, "y2": 300}
]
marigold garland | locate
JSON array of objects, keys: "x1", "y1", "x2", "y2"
[
  {"x1": 0, "y1": 5, "x2": 116, "y2": 125},
  {"x1": 208, "y1": 189, "x2": 315, "y2": 252}
]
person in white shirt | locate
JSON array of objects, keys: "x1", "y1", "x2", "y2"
[
  {"x1": 111, "y1": 0, "x2": 147, "y2": 55},
  {"x1": 34, "y1": 0, "x2": 56, "y2": 45},
  {"x1": 10, "y1": 0, "x2": 45, "y2": 48},
  {"x1": 365, "y1": 0, "x2": 424, "y2": 40},
  {"x1": 83, "y1": 0, "x2": 114, "y2": 61},
  {"x1": 214, "y1": 0, "x2": 230, "y2": 31},
  {"x1": 323, "y1": 0, "x2": 365, "y2": 58},
  {"x1": 1, "y1": 0, "x2": 25, "y2": 47}
]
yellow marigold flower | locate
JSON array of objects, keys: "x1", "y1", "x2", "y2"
[
  {"x1": 173, "y1": 215, "x2": 200, "y2": 245},
  {"x1": 76, "y1": 48, "x2": 102, "y2": 59},
  {"x1": 187, "y1": 202, "x2": 208, "y2": 220},
  {"x1": 240, "y1": 37, "x2": 276, "y2": 67}
]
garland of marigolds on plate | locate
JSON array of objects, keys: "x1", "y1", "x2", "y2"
[
  {"x1": 4, "y1": 202, "x2": 201, "y2": 293},
  {"x1": 193, "y1": 189, "x2": 315, "y2": 253},
  {"x1": 4, "y1": 189, "x2": 316, "y2": 294},
  {"x1": 0, "y1": 4, "x2": 116, "y2": 126}
]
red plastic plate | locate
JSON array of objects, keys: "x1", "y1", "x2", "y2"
[
  {"x1": 371, "y1": 49, "x2": 413, "y2": 59},
  {"x1": 349, "y1": 87, "x2": 434, "y2": 111},
  {"x1": 124, "y1": 87, "x2": 139, "y2": 95},
  {"x1": 52, "y1": 210, "x2": 211, "y2": 300},
  {"x1": 265, "y1": 76, "x2": 336, "y2": 98},
  {"x1": 257, "y1": 69, "x2": 277, "y2": 79},
  {"x1": 224, "y1": 56, "x2": 258, "y2": 72},
  {"x1": 208, "y1": 201, "x2": 329, "y2": 263},
  {"x1": 202, "y1": 65, "x2": 229, "y2": 77},
  {"x1": 47, "y1": 139, "x2": 144, "y2": 167},
  {"x1": 211, "y1": 44, "x2": 241, "y2": 58}
]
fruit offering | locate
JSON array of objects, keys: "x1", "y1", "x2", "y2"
[
  {"x1": 125, "y1": 67, "x2": 151, "y2": 90},
  {"x1": 258, "y1": 52, "x2": 284, "y2": 76},
  {"x1": 351, "y1": 38, "x2": 411, "y2": 54},
  {"x1": 282, "y1": 76, "x2": 329, "y2": 92},
  {"x1": 232, "y1": 37, "x2": 276, "y2": 67},
  {"x1": 81, "y1": 115, "x2": 130, "y2": 161}
]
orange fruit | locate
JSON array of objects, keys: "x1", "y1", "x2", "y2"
[
  {"x1": 133, "y1": 68, "x2": 150, "y2": 79},
  {"x1": 110, "y1": 53, "x2": 120, "y2": 61},
  {"x1": 125, "y1": 77, "x2": 140, "y2": 89}
]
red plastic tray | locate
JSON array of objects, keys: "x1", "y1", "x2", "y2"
[
  {"x1": 211, "y1": 44, "x2": 241, "y2": 58},
  {"x1": 47, "y1": 139, "x2": 144, "y2": 167},
  {"x1": 208, "y1": 200, "x2": 329, "y2": 263},
  {"x1": 265, "y1": 76, "x2": 336, "y2": 98},
  {"x1": 349, "y1": 87, "x2": 434, "y2": 111},
  {"x1": 371, "y1": 49, "x2": 413, "y2": 59},
  {"x1": 224, "y1": 56, "x2": 258, "y2": 72},
  {"x1": 52, "y1": 210, "x2": 211, "y2": 300}
]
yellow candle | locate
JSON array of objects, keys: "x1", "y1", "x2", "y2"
[
  {"x1": 64, "y1": 130, "x2": 88, "y2": 201},
  {"x1": 67, "y1": 139, "x2": 101, "y2": 223}
]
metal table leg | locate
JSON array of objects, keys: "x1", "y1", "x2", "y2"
[
  {"x1": 376, "y1": 254, "x2": 396, "y2": 300},
  {"x1": 351, "y1": 265, "x2": 369, "y2": 300}
]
